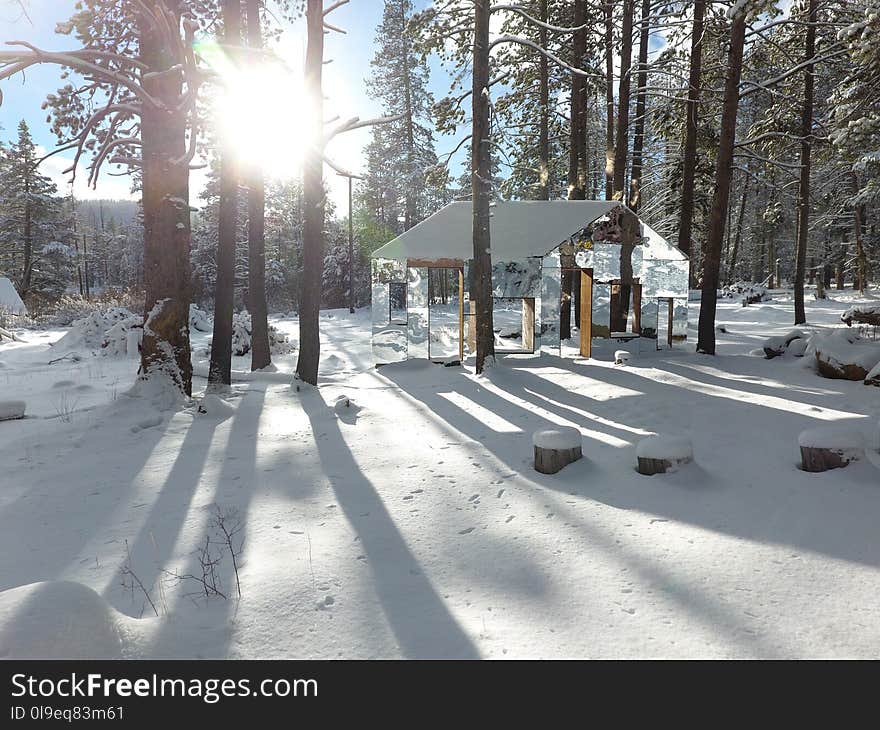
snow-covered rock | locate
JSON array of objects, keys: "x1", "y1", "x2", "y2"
[
  {"x1": 0, "y1": 400, "x2": 25, "y2": 421},
  {"x1": 865, "y1": 360, "x2": 880, "y2": 387},
  {"x1": 614, "y1": 350, "x2": 631, "y2": 365},
  {"x1": 841, "y1": 304, "x2": 880, "y2": 326},
  {"x1": 762, "y1": 329, "x2": 806, "y2": 359},
  {"x1": 811, "y1": 330, "x2": 880, "y2": 381},
  {"x1": 532, "y1": 426, "x2": 582, "y2": 450}
]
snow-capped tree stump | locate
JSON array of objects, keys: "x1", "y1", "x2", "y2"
[
  {"x1": 533, "y1": 427, "x2": 582, "y2": 474},
  {"x1": 636, "y1": 435, "x2": 693, "y2": 475},
  {"x1": 798, "y1": 428, "x2": 864, "y2": 472},
  {"x1": 0, "y1": 401, "x2": 26, "y2": 422}
]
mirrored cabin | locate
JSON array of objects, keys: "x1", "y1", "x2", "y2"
[{"x1": 370, "y1": 201, "x2": 689, "y2": 363}]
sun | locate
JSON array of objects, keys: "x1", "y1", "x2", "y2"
[
  {"x1": 216, "y1": 62, "x2": 310, "y2": 180},
  {"x1": 196, "y1": 38, "x2": 311, "y2": 181}
]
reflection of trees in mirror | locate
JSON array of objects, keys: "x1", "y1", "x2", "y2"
[{"x1": 389, "y1": 282, "x2": 407, "y2": 324}]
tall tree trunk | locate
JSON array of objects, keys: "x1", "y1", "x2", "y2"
[
  {"x1": 677, "y1": 0, "x2": 706, "y2": 285},
  {"x1": 612, "y1": 0, "x2": 633, "y2": 198},
  {"x1": 610, "y1": 0, "x2": 634, "y2": 333},
  {"x1": 629, "y1": 0, "x2": 651, "y2": 213},
  {"x1": 793, "y1": 0, "x2": 816, "y2": 325},
  {"x1": 246, "y1": 0, "x2": 271, "y2": 371},
  {"x1": 537, "y1": 0, "x2": 550, "y2": 201},
  {"x1": 604, "y1": 1, "x2": 614, "y2": 200},
  {"x1": 696, "y1": 9, "x2": 747, "y2": 355},
  {"x1": 209, "y1": 0, "x2": 242, "y2": 387},
  {"x1": 296, "y1": 0, "x2": 326, "y2": 385},
  {"x1": 562, "y1": 0, "x2": 587, "y2": 341},
  {"x1": 139, "y1": 2, "x2": 192, "y2": 395},
  {"x1": 472, "y1": 0, "x2": 495, "y2": 373},
  {"x1": 727, "y1": 172, "x2": 749, "y2": 285},
  {"x1": 853, "y1": 174, "x2": 867, "y2": 294},
  {"x1": 400, "y1": 0, "x2": 417, "y2": 230}
]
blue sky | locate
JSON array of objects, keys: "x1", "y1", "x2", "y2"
[{"x1": 0, "y1": 0, "x2": 454, "y2": 209}]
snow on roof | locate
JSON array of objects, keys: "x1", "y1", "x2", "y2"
[
  {"x1": 372, "y1": 200, "x2": 623, "y2": 262},
  {"x1": 0, "y1": 277, "x2": 26, "y2": 316}
]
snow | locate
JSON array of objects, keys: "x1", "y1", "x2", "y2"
[
  {"x1": 0, "y1": 401, "x2": 26, "y2": 420},
  {"x1": 798, "y1": 427, "x2": 866, "y2": 450},
  {"x1": 532, "y1": 426, "x2": 582, "y2": 450},
  {"x1": 636, "y1": 435, "x2": 694, "y2": 463},
  {"x1": 1, "y1": 289, "x2": 880, "y2": 659},
  {"x1": 0, "y1": 276, "x2": 27, "y2": 316}
]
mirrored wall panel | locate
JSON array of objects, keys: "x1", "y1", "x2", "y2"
[
  {"x1": 639, "y1": 298, "x2": 659, "y2": 340},
  {"x1": 428, "y1": 268, "x2": 461, "y2": 360},
  {"x1": 492, "y1": 258, "x2": 542, "y2": 298},
  {"x1": 672, "y1": 298, "x2": 688, "y2": 340},
  {"x1": 407, "y1": 267, "x2": 429, "y2": 359},
  {"x1": 641, "y1": 259, "x2": 689, "y2": 299},
  {"x1": 592, "y1": 283, "x2": 611, "y2": 338},
  {"x1": 592, "y1": 243, "x2": 622, "y2": 281},
  {"x1": 540, "y1": 266, "x2": 561, "y2": 353}
]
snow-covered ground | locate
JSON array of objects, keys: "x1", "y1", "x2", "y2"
[{"x1": 1, "y1": 287, "x2": 879, "y2": 659}]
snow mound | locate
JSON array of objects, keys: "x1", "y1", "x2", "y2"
[
  {"x1": 54, "y1": 307, "x2": 142, "y2": 356},
  {"x1": 614, "y1": 350, "x2": 631, "y2": 365},
  {"x1": 0, "y1": 581, "x2": 126, "y2": 659},
  {"x1": 0, "y1": 400, "x2": 26, "y2": 421},
  {"x1": 533, "y1": 426, "x2": 582, "y2": 450},
  {"x1": 636, "y1": 435, "x2": 694, "y2": 463},
  {"x1": 198, "y1": 393, "x2": 235, "y2": 419},
  {"x1": 798, "y1": 427, "x2": 865, "y2": 450}
]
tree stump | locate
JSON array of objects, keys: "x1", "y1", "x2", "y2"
[
  {"x1": 798, "y1": 428, "x2": 864, "y2": 472},
  {"x1": 533, "y1": 427, "x2": 582, "y2": 474},
  {"x1": 636, "y1": 435, "x2": 693, "y2": 475}
]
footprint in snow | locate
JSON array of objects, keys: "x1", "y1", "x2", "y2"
[
  {"x1": 458, "y1": 527, "x2": 475, "y2": 535},
  {"x1": 505, "y1": 515, "x2": 515, "y2": 523}
]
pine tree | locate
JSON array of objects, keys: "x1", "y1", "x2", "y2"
[
  {"x1": 364, "y1": 0, "x2": 439, "y2": 233},
  {"x1": 0, "y1": 120, "x2": 62, "y2": 300}
]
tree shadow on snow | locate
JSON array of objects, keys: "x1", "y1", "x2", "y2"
[{"x1": 299, "y1": 388, "x2": 480, "y2": 659}]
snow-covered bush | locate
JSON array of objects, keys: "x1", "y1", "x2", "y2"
[
  {"x1": 53, "y1": 306, "x2": 142, "y2": 356},
  {"x1": 189, "y1": 304, "x2": 212, "y2": 333},
  {"x1": 207, "y1": 310, "x2": 296, "y2": 357},
  {"x1": 721, "y1": 281, "x2": 768, "y2": 304},
  {"x1": 40, "y1": 290, "x2": 144, "y2": 327}
]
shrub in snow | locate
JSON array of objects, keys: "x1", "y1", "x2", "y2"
[
  {"x1": 213, "y1": 311, "x2": 295, "y2": 357},
  {"x1": 721, "y1": 281, "x2": 767, "y2": 304},
  {"x1": 810, "y1": 330, "x2": 880, "y2": 381},
  {"x1": 636, "y1": 435, "x2": 693, "y2": 475},
  {"x1": 798, "y1": 427, "x2": 865, "y2": 472},
  {"x1": 762, "y1": 329, "x2": 806, "y2": 359},
  {"x1": 54, "y1": 307, "x2": 143, "y2": 356}
]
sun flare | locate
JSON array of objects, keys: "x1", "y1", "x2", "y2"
[{"x1": 217, "y1": 63, "x2": 309, "y2": 180}]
